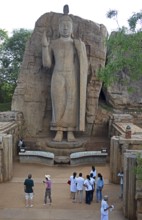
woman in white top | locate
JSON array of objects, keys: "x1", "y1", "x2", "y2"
[
  {"x1": 84, "y1": 175, "x2": 92, "y2": 204},
  {"x1": 76, "y1": 173, "x2": 84, "y2": 203},
  {"x1": 70, "y1": 172, "x2": 77, "y2": 201},
  {"x1": 90, "y1": 166, "x2": 97, "y2": 179}
]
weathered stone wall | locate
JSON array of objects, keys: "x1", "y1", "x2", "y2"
[
  {"x1": 123, "y1": 152, "x2": 142, "y2": 220},
  {"x1": 0, "y1": 111, "x2": 24, "y2": 182},
  {"x1": 106, "y1": 78, "x2": 142, "y2": 109},
  {"x1": 110, "y1": 136, "x2": 122, "y2": 183},
  {"x1": 136, "y1": 175, "x2": 142, "y2": 220},
  {"x1": 110, "y1": 136, "x2": 142, "y2": 183},
  {"x1": 110, "y1": 136, "x2": 142, "y2": 220},
  {"x1": 109, "y1": 113, "x2": 142, "y2": 219},
  {"x1": 11, "y1": 12, "x2": 107, "y2": 138},
  {"x1": 0, "y1": 134, "x2": 13, "y2": 182},
  {"x1": 108, "y1": 113, "x2": 133, "y2": 137},
  {"x1": 123, "y1": 152, "x2": 137, "y2": 220},
  {"x1": 0, "y1": 111, "x2": 24, "y2": 157}
]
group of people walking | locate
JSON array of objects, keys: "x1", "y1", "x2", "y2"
[{"x1": 69, "y1": 166, "x2": 104, "y2": 205}]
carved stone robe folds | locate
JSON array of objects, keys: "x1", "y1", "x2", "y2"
[{"x1": 42, "y1": 37, "x2": 88, "y2": 132}]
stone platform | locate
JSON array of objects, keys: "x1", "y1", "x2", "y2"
[
  {"x1": 19, "y1": 150, "x2": 108, "y2": 166},
  {"x1": 19, "y1": 150, "x2": 54, "y2": 165},
  {"x1": 21, "y1": 137, "x2": 108, "y2": 165},
  {"x1": 46, "y1": 139, "x2": 87, "y2": 156},
  {"x1": 70, "y1": 151, "x2": 108, "y2": 165}
]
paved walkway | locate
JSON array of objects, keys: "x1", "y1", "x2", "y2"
[{"x1": 0, "y1": 161, "x2": 126, "y2": 220}]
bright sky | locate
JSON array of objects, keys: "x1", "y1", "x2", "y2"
[{"x1": 0, "y1": 0, "x2": 141, "y2": 35}]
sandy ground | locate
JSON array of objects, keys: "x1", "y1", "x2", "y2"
[{"x1": 0, "y1": 161, "x2": 126, "y2": 220}]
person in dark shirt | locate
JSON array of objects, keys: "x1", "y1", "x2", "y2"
[{"x1": 24, "y1": 174, "x2": 34, "y2": 207}]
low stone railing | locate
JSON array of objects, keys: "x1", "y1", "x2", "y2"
[
  {"x1": 18, "y1": 150, "x2": 108, "y2": 166},
  {"x1": 70, "y1": 151, "x2": 108, "y2": 165},
  {"x1": 19, "y1": 150, "x2": 54, "y2": 165}
]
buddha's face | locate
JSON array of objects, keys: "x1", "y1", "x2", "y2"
[{"x1": 59, "y1": 20, "x2": 72, "y2": 38}]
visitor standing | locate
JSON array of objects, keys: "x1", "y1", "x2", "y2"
[
  {"x1": 43, "y1": 174, "x2": 52, "y2": 205},
  {"x1": 76, "y1": 173, "x2": 84, "y2": 203},
  {"x1": 100, "y1": 195, "x2": 113, "y2": 220},
  {"x1": 18, "y1": 138, "x2": 25, "y2": 152},
  {"x1": 24, "y1": 174, "x2": 34, "y2": 207},
  {"x1": 70, "y1": 172, "x2": 77, "y2": 201},
  {"x1": 117, "y1": 170, "x2": 124, "y2": 199},
  {"x1": 96, "y1": 173, "x2": 104, "y2": 202},
  {"x1": 90, "y1": 173, "x2": 95, "y2": 202},
  {"x1": 90, "y1": 165, "x2": 97, "y2": 179},
  {"x1": 84, "y1": 175, "x2": 92, "y2": 204}
]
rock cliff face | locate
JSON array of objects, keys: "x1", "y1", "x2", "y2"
[
  {"x1": 105, "y1": 73, "x2": 142, "y2": 109},
  {"x1": 103, "y1": 31, "x2": 142, "y2": 110},
  {"x1": 11, "y1": 12, "x2": 107, "y2": 138}
]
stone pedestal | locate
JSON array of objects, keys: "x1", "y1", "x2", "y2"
[
  {"x1": 46, "y1": 139, "x2": 87, "y2": 156},
  {"x1": 24, "y1": 137, "x2": 88, "y2": 164},
  {"x1": 46, "y1": 139, "x2": 87, "y2": 164}
]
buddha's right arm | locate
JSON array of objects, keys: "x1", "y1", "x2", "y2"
[{"x1": 42, "y1": 31, "x2": 52, "y2": 68}]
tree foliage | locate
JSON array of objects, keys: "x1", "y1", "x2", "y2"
[
  {"x1": 98, "y1": 10, "x2": 142, "y2": 87},
  {"x1": 134, "y1": 153, "x2": 142, "y2": 181},
  {"x1": 106, "y1": 10, "x2": 120, "y2": 28},
  {"x1": 0, "y1": 29, "x2": 8, "y2": 44},
  {"x1": 0, "y1": 28, "x2": 32, "y2": 103},
  {"x1": 128, "y1": 11, "x2": 142, "y2": 32}
]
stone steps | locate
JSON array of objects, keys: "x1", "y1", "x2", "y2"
[{"x1": 23, "y1": 136, "x2": 110, "y2": 153}]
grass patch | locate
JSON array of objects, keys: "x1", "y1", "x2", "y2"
[
  {"x1": 0, "y1": 102, "x2": 11, "y2": 111},
  {"x1": 99, "y1": 101, "x2": 113, "y2": 112}
]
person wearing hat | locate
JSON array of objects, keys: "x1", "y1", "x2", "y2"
[
  {"x1": 100, "y1": 195, "x2": 113, "y2": 220},
  {"x1": 43, "y1": 174, "x2": 52, "y2": 205}
]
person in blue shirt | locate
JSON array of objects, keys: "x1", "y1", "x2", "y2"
[{"x1": 96, "y1": 173, "x2": 104, "y2": 202}]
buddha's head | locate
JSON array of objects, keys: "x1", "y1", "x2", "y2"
[{"x1": 59, "y1": 15, "x2": 73, "y2": 38}]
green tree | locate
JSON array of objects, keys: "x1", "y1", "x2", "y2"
[
  {"x1": 0, "y1": 28, "x2": 32, "y2": 103},
  {"x1": 135, "y1": 153, "x2": 142, "y2": 181},
  {"x1": 128, "y1": 11, "x2": 142, "y2": 32},
  {"x1": 106, "y1": 9, "x2": 120, "y2": 29},
  {"x1": 98, "y1": 10, "x2": 142, "y2": 86},
  {"x1": 0, "y1": 29, "x2": 8, "y2": 45}
]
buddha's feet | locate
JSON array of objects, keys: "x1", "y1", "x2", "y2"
[
  {"x1": 53, "y1": 131, "x2": 63, "y2": 142},
  {"x1": 67, "y1": 131, "x2": 76, "y2": 142}
]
